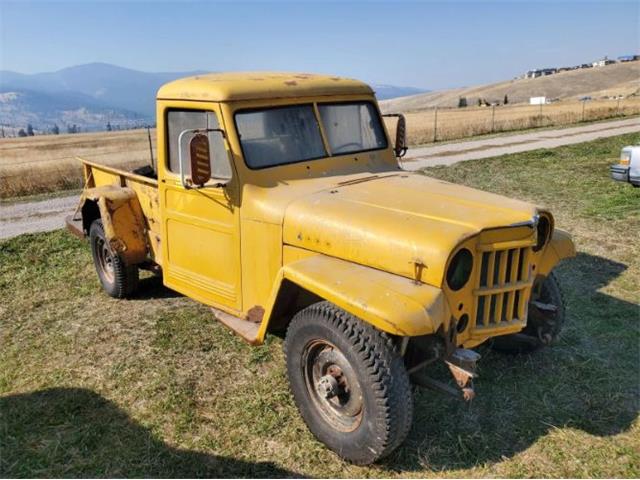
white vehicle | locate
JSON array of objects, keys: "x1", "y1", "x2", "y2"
[{"x1": 610, "y1": 145, "x2": 640, "y2": 187}]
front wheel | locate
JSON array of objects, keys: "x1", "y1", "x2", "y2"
[
  {"x1": 491, "y1": 271, "x2": 566, "y2": 354},
  {"x1": 284, "y1": 302, "x2": 413, "y2": 465}
]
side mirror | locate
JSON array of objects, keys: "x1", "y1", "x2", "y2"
[
  {"x1": 178, "y1": 128, "x2": 226, "y2": 189},
  {"x1": 382, "y1": 113, "x2": 408, "y2": 158},
  {"x1": 394, "y1": 114, "x2": 408, "y2": 158},
  {"x1": 188, "y1": 133, "x2": 212, "y2": 187}
]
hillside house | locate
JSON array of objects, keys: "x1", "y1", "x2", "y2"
[
  {"x1": 618, "y1": 55, "x2": 640, "y2": 62},
  {"x1": 523, "y1": 68, "x2": 557, "y2": 79},
  {"x1": 592, "y1": 56, "x2": 616, "y2": 67}
]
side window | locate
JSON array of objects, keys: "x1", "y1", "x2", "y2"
[{"x1": 167, "y1": 110, "x2": 232, "y2": 179}]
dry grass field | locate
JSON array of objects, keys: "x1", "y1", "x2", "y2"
[
  {"x1": 1, "y1": 134, "x2": 638, "y2": 477},
  {"x1": 382, "y1": 98, "x2": 640, "y2": 145},
  {"x1": 0, "y1": 129, "x2": 155, "y2": 198},
  {"x1": 1, "y1": 99, "x2": 638, "y2": 199}
]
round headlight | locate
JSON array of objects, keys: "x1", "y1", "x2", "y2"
[
  {"x1": 447, "y1": 248, "x2": 473, "y2": 291},
  {"x1": 533, "y1": 215, "x2": 551, "y2": 252}
]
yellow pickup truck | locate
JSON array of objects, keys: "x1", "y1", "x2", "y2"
[{"x1": 67, "y1": 72, "x2": 575, "y2": 464}]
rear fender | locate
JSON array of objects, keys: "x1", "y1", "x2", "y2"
[
  {"x1": 257, "y1": 254, "x2": 450, "y2": 342},
  {"x1": 79, "y1": 185, "x2": 147, "y2": 264}
]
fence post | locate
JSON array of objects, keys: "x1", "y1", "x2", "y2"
[
  {"x1": 491, "y1": 105, "x2": 496, "y2": 133},
  {"x1": 433, "y1": 107, "x2": 438, "y2": 143}
]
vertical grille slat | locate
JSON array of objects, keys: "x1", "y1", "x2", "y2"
[
  {"x1": 486, "y1": 251, "x2": 496, "y2": 287},
  {"x1": 510, "y1": 249, "x2": 520, "y2": 283},
  {"x1": 474, "y1": 243, "x2": 533, "y2": 329},
  {"x1": 495, "y1": 292, "x2": 504, "y2": 323}
]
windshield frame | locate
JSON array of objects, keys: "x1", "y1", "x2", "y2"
[{"x1": 233, "y1": 99, "x2": 388, "y2": 170}]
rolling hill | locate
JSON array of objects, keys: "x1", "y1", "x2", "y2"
[
  {"x1": 381, "y1": 61, "x2": 640, "y2": 113},
  {"x1": 0, "y1": 63, "x2": 427, "y2": 133}
]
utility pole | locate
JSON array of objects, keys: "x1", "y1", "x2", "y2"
[{"x1": 433, "y1": 107, "x2": 438, "y2": 143}]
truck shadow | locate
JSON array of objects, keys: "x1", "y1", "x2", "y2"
[
  {"x1": 385, "y1": 251, "x2": 639, "y2": 471},
  {"x1": 0, "y1": 387, "x2": 301, "y2": 478},
  {"x1": 131, "y1": 275, "x2": 183, "y2": 300}
]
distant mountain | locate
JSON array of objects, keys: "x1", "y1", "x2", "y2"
[
  {"x1": 371, "y1": 84, "x2": 429, "y2": 100},
  {"x1": 0, "y1": 63, "x2": 428, "y2": 132},
  {"x1": 0, "y1": 89, "x2": 146, "y2": 132},
  {"x1": 0, "y1": 63, "x2": 206, "y2": 118}
]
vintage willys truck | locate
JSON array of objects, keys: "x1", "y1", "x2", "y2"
[{"x1": 67, "y1": 72, "x2": 575, "y2": 464}]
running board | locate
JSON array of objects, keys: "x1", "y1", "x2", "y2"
[{"x1": 211, "y1": 307, "x2": 261, "y2": 345}]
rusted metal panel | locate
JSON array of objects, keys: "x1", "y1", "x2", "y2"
[{"x1": 80, "y1": 185, "x2": 148, "y2": 264}]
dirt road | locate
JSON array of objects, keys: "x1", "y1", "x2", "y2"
[
  {"x1": 1, "y1": 118, "x2": 638, "y2": 240},
  {"x1": 400, "y1": 117, "x2": 639, "y2": 169},
  {"x1": 0, "y1": 195, "x2": 79, "y2": 240}
]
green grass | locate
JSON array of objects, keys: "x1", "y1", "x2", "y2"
[{"x1": 1, "y1": 134, "x2": 639, "y2": 477}]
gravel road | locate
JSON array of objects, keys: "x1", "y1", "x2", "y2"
[
  {"x1": 0, "y1": 195, "x2": 80, "y2": 240},
  {"x1": 1, "y1": 117, "x2": 638, "y2": 240},
  {"x1": 400, "y1": 117, "x2": 639, "y2": 169}
]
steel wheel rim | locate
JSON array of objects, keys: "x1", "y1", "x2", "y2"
[
  {"x1": 96, "y1": 237, "x2": 115, "y2": 283},
  {"x1": 302, "y1": 339, "x2": 364, "y2": 432}
]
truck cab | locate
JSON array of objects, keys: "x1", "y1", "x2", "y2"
[{"x1": 68, "y1": 72, "x2": 575, "y2": 464}]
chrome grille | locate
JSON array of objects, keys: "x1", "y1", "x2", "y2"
[{"x1": 474, "y1": 246, "x2": 532, "y2": 328}]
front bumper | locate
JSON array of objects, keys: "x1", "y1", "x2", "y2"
[{"x1": 610, "y1": 165, "x2": 630, "y2": 183}]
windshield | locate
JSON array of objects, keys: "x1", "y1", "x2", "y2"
[
  {"x1": 235, "y1": 101, "x2": 387, "y2": 169},
  {"x1": 318, "y1": 102, "x2": 387, "y2": 155},
  {"x1": 235, "y1": 105, "x2": 326, "y2": 169}
]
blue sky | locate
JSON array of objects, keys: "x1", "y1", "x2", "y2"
[{"x1": 0, "y1": 1, "x2": 638, "y2": 89}]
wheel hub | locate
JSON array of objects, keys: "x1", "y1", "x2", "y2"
[
  {"x1": 317, "y1": 374, "x2": 339, "y2": 399},
  {"x1": 96, "y1": 237, "x2": 115, "y2": 282},
  {"x1": 303, "y1": 340, "x2": 364, "y2": 431}
]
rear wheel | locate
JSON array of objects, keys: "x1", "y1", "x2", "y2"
[
  {"x1": 89, "y1": 219, "x2": 138, "y2": 298},
  {"x1": 284, "y1": 301, "x2": 413, "y2": 465},
  {"x1": 491, "y1": 271, "x2": 565, "y2": 354}
]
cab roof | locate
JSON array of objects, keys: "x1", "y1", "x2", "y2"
[{"x1": 156, "y1": 72, "x2": 374, "y2": 102}]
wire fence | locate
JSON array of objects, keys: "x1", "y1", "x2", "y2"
[{"x1": 384, "y1": 97, "x2": 640, "y2": 145}]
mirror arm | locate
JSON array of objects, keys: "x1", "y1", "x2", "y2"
[{"x1": 178, "y1": 128, "x2": 226, "y2": 189}]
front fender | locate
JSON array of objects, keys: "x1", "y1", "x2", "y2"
[
  {"x1": 79, "y1": 185, "x2": 148, "y2": 264},
  {"x1": 257, "y1": 254, "x2": 450, "y2": 342},
  {"x1": 538, "y1": 228, "x2": 576, "y2": 276}
]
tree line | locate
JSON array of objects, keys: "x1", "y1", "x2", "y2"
[{"x1": 1, "y1": 121, "x2": 153, "y2": 138}]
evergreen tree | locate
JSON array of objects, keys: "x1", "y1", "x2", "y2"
[
  {"x1": 503, "y1": 94, "x2": 509, "y2": 105},
  {"x1": 458, "y1": 97, "x2": 468, "y2": 108},
  {"x1": 18, "y1": 128, "x2": 27, "y2": 137},
  {"x1": 51, "y1": 124, "x2": 60, "y2": 135},
  {"x1": 106, "y1": 122, "x2": 112, "y2": 132},
  {"x1": 26, "y1": 124, "x2": 34, "y2": 136}
]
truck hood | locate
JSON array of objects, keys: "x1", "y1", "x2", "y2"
[{"x1": 282, "y1": 173, "x2": 538, "y2": 287}]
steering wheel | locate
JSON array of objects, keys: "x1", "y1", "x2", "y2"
[{"x1": 332, "y1": 142, "x2": 363, "y2": 153}]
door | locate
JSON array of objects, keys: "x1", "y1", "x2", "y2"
[{"x1": 159, "y1": 104, "x2": 242, "y2": 311}]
